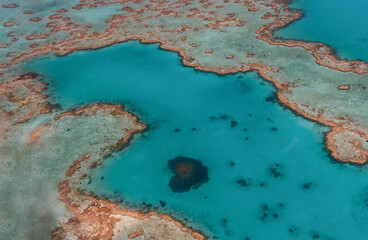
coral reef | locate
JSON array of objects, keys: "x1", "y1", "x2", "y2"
[{"x1": 168, "y1": 156, "x2": 209, "y2": 193}]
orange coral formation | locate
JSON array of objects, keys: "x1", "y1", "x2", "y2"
[
  {"x1": 29, "y1": 17, "x2": 42, "y2": 22},
  {"x1": 337, "y1": 85, "x2": 350, "y2": 90},
  {"x1": 2, "y1": 4, "x2": 18, "y2": 8},
  {"x1": 29, "y1": 123, "x2": 52, "y2": 144},
  {"x1": 128, "y1": 230, "x2": 144, "y2": 238}
]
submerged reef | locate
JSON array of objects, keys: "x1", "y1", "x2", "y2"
[
  {"x1": 0, "y1": 0, "x2": 368, "y2": 238},
  {"x1": 168, "y1": 156, "x2": 209, "y2": 193}
]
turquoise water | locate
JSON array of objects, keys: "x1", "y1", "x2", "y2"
[
  {"x1": 276, "y1": 0, "x2": 368, "y2": 62},
  {"x1": 25, "y1": 42, "x2": 368, "y2": 240}
]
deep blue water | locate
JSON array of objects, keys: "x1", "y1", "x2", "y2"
[
  {"x1": 276, "y1": 0, "x2": 368, "y2": 62},
  {"x1": 24, "y1": 41, "x2": 368, "y2": 240}
]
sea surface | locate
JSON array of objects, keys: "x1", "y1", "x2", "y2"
[
  {"x1": 24, "y1": 41, "x2": 368, "y2": 240},
  {"x1": 276, "y1": 0, "x2": 368, "y2": 62}
]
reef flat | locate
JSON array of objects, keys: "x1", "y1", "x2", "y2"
[{"x1": 0, "y1": 0, "x2": 368, "y2": 239}]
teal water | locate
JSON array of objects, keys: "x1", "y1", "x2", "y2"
[
  {"x1": 276, "y1": 0, "x2": 368, "y2": 62},
  {"x1": 25, "y1": 41, "x2": 368, "y2": 240}
]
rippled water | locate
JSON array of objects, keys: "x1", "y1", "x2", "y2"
[{"x1": 24, "y1": 41, "x2": 368, "y2": 239}]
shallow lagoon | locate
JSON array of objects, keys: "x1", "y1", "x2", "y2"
[{"x1": 25, "y1": 41, "x2": 368, "y2": 239}]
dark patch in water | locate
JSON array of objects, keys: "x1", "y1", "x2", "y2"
[
  {"x1": 311, "y1": 231, "x2": 320, "y2": 239},
  {"x1": 220, "y1": 114, "x2": 231, "y2": 120},
  {"x1": 265, "y1": 92, "x2": 277, "y2": 103},
  {"x1": 288, "y1": 226, "x2": 300, "y2": 237},
  {"x1": 174, "y1": 128, "x2": 181, "y2": 132},
  {"x1": 259, "y1": 203, "x2": 284, "y2": 222},
  {"x1": 243, "y1": 128, "x2": 247, "y2": 131},
  {"x1": 221, "y1": 218, "x2": 227, "y2": 226},
  {"x1": 220, "y1": 217, "x2": 232, "y2": 236},
  {"x1": 270, "y1": 127, "x2": 278, "y2": 131},
  {"x1": 209, "y1": 114, "x2": 239, "y2": 128},
  {"x1": 230, "y1": 120, "x2": 238, "y2": 128},
  {"x1": 191, "y1": 128, "x2": 196, "y2": 131},
  {"x1": 245, "y1": 137, "x2": 249, "y2": 141},
  {"x1": 302, "y1": 182, "x2": 313, "y2": 190},
  {"x1": 260, "y1": 204, "x2": 269, "y2": 222},
  {"x1": 139, "y1": 202, "x2": 155, "y2": 213},
  {"x1": 236, "y1": 178, "x2": 251, "y2": 187},
  {"x1": 230, "y1": 161, "x2": 235, "y2": 167},
  {"x1": 168, "y1": 156, "x2": 209, "y2": 193},
  {"x1": 259, "y1": 182, "x2": 266, "y2": 187},
  {"x1": 260, "y1": 214, "x2": 268, "y2": 222},
  {"x1": 268, "y1": 163, "x2": 284, "y2": 178},
  {"x1": 100, "y1": 176, "x2": 104, "y2": 181},
  {"x1": 159, "y1": 200, "x2": 166, "y2": 207},
  {"x1": 309, "y1": 230, "x2": 334, "y2": 239}
]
